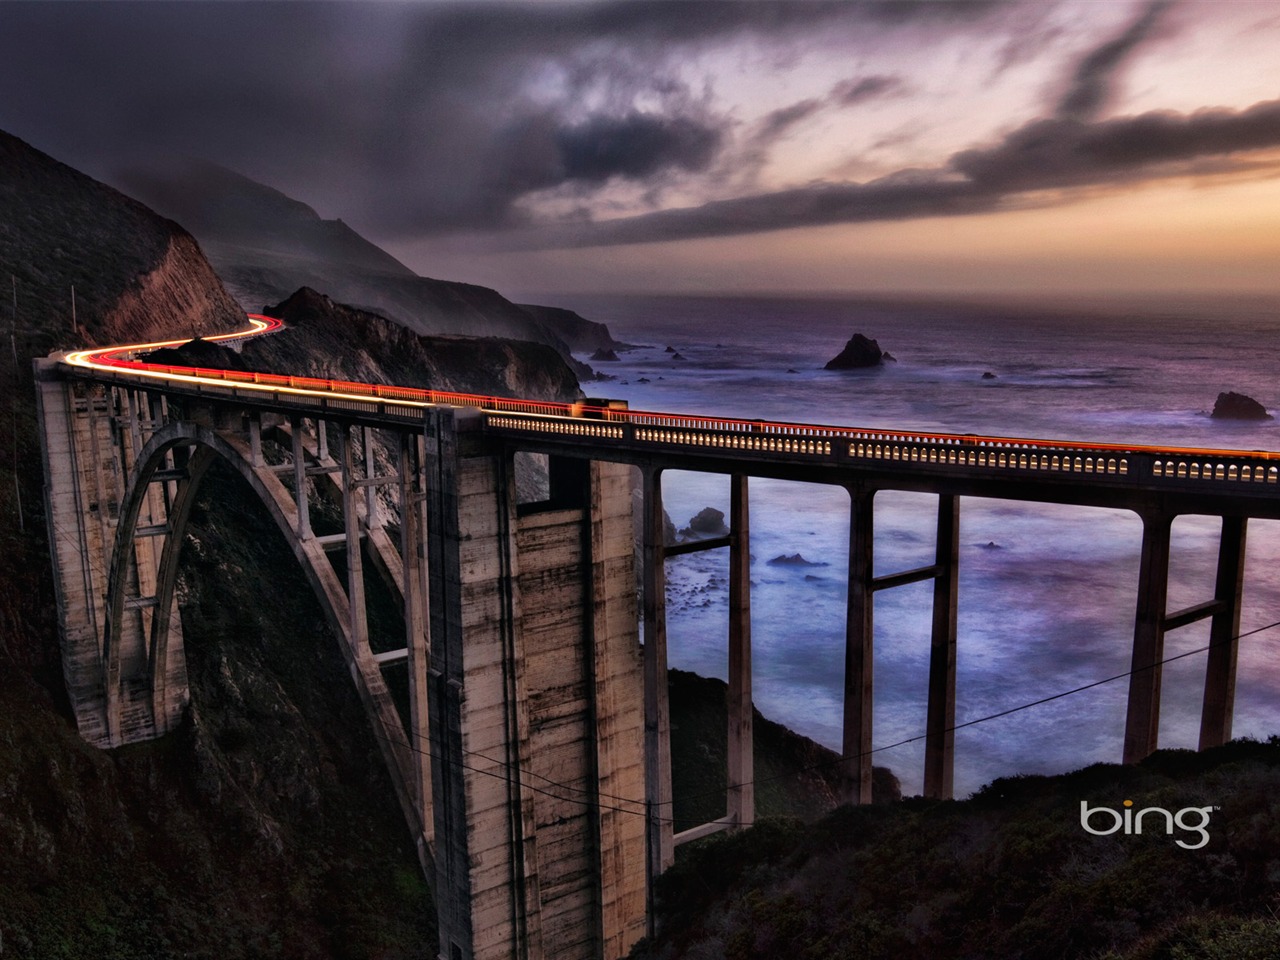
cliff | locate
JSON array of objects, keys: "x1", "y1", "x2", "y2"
[
  {"x1": 243, "y1": 286, "x2": 583, "y2": 402},
  {"x1": 118, "y1": 162, "x2": 563, "y2": 344},
  {"x1": 519, "y1": 302, "x2": 625, "y2": 352},
  {"x1": 0, "y1": 130, "x2": 243, "y2": 349}
]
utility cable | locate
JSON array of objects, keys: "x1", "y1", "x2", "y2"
[{"x1": 368, "y1": 614, "x2": 1280, "y2": 826}]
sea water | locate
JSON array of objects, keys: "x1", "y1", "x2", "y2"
[{"x1": 551, "y1": 292, "x2": 1280, "y2": 797}]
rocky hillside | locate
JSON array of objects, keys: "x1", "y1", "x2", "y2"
[
  {"x1": 118, "y1": 161, "x2": 570, "y2": 345},
  {"x1": 240, "y1": 286, "x2": 582, "y2": 402},
  {"x1": 0, "y1": 132, "x2": 434, "y2": 956},
  {"x1": 0, "y1": 130, "x2": 243, "y2": 350},
  {"x1": 669, "y1": 669, "x2": 899, "y2": 828},
  {"x1": 519, "y1": 302, "x2": 626, "y2": 353}
]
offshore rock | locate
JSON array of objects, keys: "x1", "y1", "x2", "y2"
[
  {"x1": 680, "y1": 507, "x2": 729, "y2": 538},
  {"x1": 767, "y1": 553, "x2": 828, "y2": 567},
  {"x1": 591, "y1": 347, "x2": 621, "y2": 362},
  {"x1": 1211, "y1": 391, "x2": 1271, "y2": 420},
  {"x1": 824, "y1": 333, "x2": 886, "y2": 369}
]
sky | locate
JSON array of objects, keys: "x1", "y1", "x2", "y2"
[{"x1": 2, "y1": 0, "x2": 1279, "y2": 298}]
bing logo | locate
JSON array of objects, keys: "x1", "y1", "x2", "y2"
[{"x1": 1079, "y1": 799, "x2": 1215, "y2": 850}]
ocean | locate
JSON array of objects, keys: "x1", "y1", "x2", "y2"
[{"x1": 548, "y1": 291, "x2": 1280, "y2": 798}]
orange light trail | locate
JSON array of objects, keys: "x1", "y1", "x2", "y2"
[{"x1": 61, "y1": 314, "x2": 1280, "y2": 463}]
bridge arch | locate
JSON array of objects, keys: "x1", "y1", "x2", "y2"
[{"x1": 100, "y1": 418, "x2": 428, "y2": 862}]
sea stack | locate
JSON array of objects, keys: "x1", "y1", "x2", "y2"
[
  {"x1": 825, "y1": 333, "x2": 886, "y2": 369},
  {"x1": 1211, "y1": 391, "x2": 1271, "y2": 420}
]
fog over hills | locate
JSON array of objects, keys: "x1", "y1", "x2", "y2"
[{"x1": 115, "y1": 160, "x2": 613, "y2": 377}]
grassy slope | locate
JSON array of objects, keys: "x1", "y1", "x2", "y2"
[{"x1": 633, "y1": 739, "x2": 1280, "y2": 960}]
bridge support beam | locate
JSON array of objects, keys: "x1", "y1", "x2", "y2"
[
  {"x1": 399, "y1": 431, "x2": 435, "y2": 859},
  {"x1": 924, "y1": 495, "x2": 959, "y2": 801},
  {"x1": 290, "y1": 414, "x2": 312, "y2": 541},
  {"x1": 1200, "y1": 516, "x2": 1248, "y2": 750},
  {"x1": 339, "y1": 426, "x2": 370, "y2": 656},
  {"x1": 841, "y1": 487, "x2": 875, "y2": 805},
  {"x1": 1124, "y1": 511, "x2": 1172, "y2": 764},
  {"x1": 429, "y1": 411, "x2": 646, "y2": 960},
  {"x1": 642, "y1": 467, "x2": 675, "y2": 908},
  {"x1": 727, "y1": 474, "x2": 754, "y2": 828}
]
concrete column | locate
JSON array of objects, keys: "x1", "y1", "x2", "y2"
[
  {"x1": 35, "y1": 368, "x2": 109, "y2": 744},
  {"x1": 727, "y1": 473, "x2": 753, "y2": 827},
  {"x1": 340, "y1": 426, "x2": 370, "y2": 654},
  {"x1": 248, "y1": 414, "x2": 263, "y2": 467},
  {"x1": 842, "y1": 487, "x2": 875, "y2": 805},
  {"x1": 1124, "y1": 511, "x2": 1172, "y2": 764},
  {"x1": 291, "y1": 415, "x2": 312, "y2": 540},
  {"x1": 924, "y1": 494, "x2": 960, "y2": 800},
  {"x1": 399, "y1": 431, "x2": 434, "y2": 856},
  {"x1": 423, "y1": 410, "x2": 474, "y2": 960},
  {"x1": 1200, "y1": 516, "x2": 1248, "y2": 750},
  {"x1": 642, "y1": 467, "x2": 674, "y2": 898},
  {"x1": 585, "y1": 461, "x2": 647, "y2": 959},
  {"x1": 364, "y1": 425, "x2": 381, "y2": 528}
]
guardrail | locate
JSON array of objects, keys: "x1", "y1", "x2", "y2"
[{"x1": 60, "y1": 313, "x2": 1280, "y2": 497}]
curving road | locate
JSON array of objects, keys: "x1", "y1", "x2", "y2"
[{"x1": 60, "y1": 313, "x2": 1280, "y2": 486}]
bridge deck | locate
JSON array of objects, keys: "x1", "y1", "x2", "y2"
[{"x1": 56, "y1": 354, "x2": 1280, "y2": 520}]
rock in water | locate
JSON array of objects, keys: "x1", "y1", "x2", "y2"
[
  {"x1": 767, "y1": 553, "x2": 828, "y2": 567},
  {"x1": 681, "y1": 507, "x2": 730, "y2": 538},
  {"x1": 825, "y1": 333, "x2": 885, "y2": 369},
  {"x1": 590, "y1": 347, "x2": 621, "y2": 362},
  {"x1": 1211, "y1": 391, "x2": 1271, "y2": 420}
]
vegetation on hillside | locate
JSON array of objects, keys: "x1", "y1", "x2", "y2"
[
  {"x1": 631, "y1": 738, "x2": 1280, "y2": 960},
  {"x1": 668, "y1": 669, "x2": 899, "y2": 829}
]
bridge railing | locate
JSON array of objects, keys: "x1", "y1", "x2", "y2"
[
  {"x1": 73, "y1": 343, "x2": 1280, "y2": 497},
  {"x1": 484, "y1": 408, "x2": 1280, "y2": 496}
]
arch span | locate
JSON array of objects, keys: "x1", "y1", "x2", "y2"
[{"x1": 101, "y1": 418, "x2": 431, "y2": 865}]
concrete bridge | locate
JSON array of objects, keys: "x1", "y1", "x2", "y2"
[{"x1": 34, "y1": 318, "x2": 1280, "y2": 960}]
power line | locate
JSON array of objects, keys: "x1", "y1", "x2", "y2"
[{"x1": 369, "y1": 614, "x2": 1280, "y2": 827}]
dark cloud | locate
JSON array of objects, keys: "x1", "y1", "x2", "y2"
[
  {"x1": 1056, "y1": 0, "x2": 1175, "y2": 120},
  {"x1": 556, "y1": 113, "x2": 724, "y2": 183},
  {"x1": 952, "y1": 99, "x2": 1280, "y2": 188},
  {"x1": 831, "y1": 75, "x2": 908, "y2": 107},
  {"x1": 0, "y1": 0, "x2": 1013, "y2": 239},
  {"x1": 733, "y1": 79, "x2": 907, "y2": 186},
  {"x1": 756, "y1": 100, "x2": 826, "y2": 142},
  {"x1": 515, "y1": 97, "x2": 1280, "y2": 248}
]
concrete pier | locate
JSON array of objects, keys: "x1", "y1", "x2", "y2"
[{"x1": 428, "y1": 411, "x2": 646, "y2": 960}]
